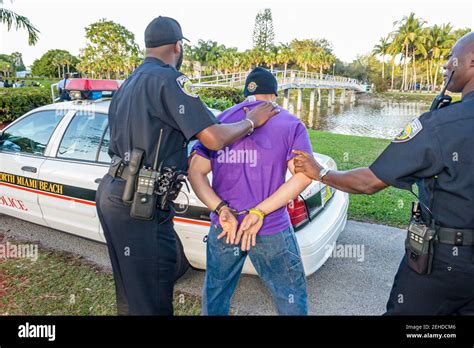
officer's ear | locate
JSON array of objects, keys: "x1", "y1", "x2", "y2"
[{"x1": 174, "y1": 41, "x2": 181, "y2": 55}]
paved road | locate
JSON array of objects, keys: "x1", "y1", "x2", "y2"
[{"x1": 0, "y1": 214, "x2": 406, "y2": 315}]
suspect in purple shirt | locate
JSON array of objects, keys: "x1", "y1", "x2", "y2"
[{"x1": 191, "y1": 99, "x2": 313, "y2": 236}]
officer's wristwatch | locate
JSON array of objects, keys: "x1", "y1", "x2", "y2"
[
  {"x1": 319, "y1": 167, "x2": 331, "y2": 183},
  {"x1": 245, "y1": 118, "x2": 255, "y2": 135}
]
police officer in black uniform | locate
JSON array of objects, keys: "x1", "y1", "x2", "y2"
[
  {"x1": 291, "y1": 32, "x2": 474, "y2": 315},
  {"x1": 95, "y1": 16, "x2": 279, "y2": 315}
]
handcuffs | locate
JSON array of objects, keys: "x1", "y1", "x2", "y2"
[{"x1": 214, "y1": 200, "x2": 265, "y2": 220}]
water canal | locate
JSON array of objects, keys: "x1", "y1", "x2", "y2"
[{"x1": 278, "y1": 92, "x2": 431, "y2": 139}]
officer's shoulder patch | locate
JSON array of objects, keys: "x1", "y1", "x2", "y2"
[
  {"x1": 176, "y1": 75, "x2": 198, "y2": 98},
  {"x1": 392, "y1": 118, "x2": 423, "y2": 143}
]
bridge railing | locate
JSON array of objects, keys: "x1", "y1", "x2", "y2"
[
  {"x1": 192, "y1": 71, "x2": 248, "y2": 87},
  {"x1": 191, "y1": 69, "x2": 365, "y2": 90}
]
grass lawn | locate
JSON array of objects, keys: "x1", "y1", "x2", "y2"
[
  {"x1": 378, "y1": 91, "x2": 461, "y2": 103},
  {"x1": 0, "y1": 235, "x2": 201, "y2": 316},
  {"x1": 309, "y1": 130, "x2": 414, "y2": 228}
]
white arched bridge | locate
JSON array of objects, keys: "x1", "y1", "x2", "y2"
[{"x1": 191, "y1": 69, "x2": 368, "y2": 110}]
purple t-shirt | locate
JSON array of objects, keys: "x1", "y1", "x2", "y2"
[{"x1": 192, "y1": 100, "x2": 313, "y2": 235}]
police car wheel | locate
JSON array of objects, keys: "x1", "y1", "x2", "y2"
[{"x1": 175, "y1": 233, "x2": 190, "y2": 281}]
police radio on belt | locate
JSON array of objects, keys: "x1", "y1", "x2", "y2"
[{"x1": 122, "y1": 128, "x2": 189, "y2": 220}]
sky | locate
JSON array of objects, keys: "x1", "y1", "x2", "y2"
[{"x1": 1, "y1": 0, "x2": 473, "y2": 68}]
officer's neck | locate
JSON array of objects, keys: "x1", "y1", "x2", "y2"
[
  {"x1": 145, "y1": 52, "x2": 176, "y2": 68},
  {"x1": 461, "y1": 80, "x2": 474, "y2": 99}
]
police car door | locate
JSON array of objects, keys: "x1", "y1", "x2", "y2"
[
  {"x1": 0, "y1": 110, "x2": 67, "y2": 225},
  {"x1": 37, "y1": 109, "x2": 110, "y2": 242}
]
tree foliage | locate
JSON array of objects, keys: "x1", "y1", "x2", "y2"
[
  {"x1": 0, "y1": 0, "x2": 40, "y2": 45},
  {"x1": 371, "y1": 12, "x2": 471, "y2": 91},
  {"x1": 31, "y1": 49, "x2": 79, "y2": 78},
  {"x1": 252, "y1": 8, "x2": 275, "y2": 52},
  {"x1": 0, "y1": 52, "x2": 25, "y2": 77},
  {"x1": 77, "y1": 19, "x2": 140, "y2": 79}
]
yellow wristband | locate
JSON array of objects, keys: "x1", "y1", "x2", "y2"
[{"x1": 248, "y1": 208, "x2": 265, "y2": 221}]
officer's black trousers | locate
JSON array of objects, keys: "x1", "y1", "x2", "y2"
[
  {"x1": 96, "y1": 174, "x2": 177, "y2": 315},
  {"x1": 386, "y1": 242, "x2": 474, "y2": 315}
]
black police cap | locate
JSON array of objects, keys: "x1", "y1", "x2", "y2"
[
  {"x1": 244, "y1": 67, "x2": 278, "y2": 97},
  {"x1": 145, "y1": 16, "x2": 190, "y2": 48}
]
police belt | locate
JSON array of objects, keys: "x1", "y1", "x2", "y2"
[{"x1": 436, "y1": 226, "x2": 474, "y2": 246}]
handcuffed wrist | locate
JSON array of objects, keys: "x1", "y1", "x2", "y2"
[{"x1": 248, "y1": 208, "x2": 265, "y2": 220}]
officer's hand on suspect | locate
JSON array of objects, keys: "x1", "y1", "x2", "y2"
[
  {"x1": 196, "y1": 101, "x2": 280, "y2": 151},
  {"x1": 217, "y1": 207, "x2": 239, "y2": 244},
  {"x1": 292, "y1": 150, "x2": 323, "y2": 180},
  {"x1": 243, "y1": 101, "x2": 281, "y2": 128},
  {"x1": 234, "y1": 211, "x2": 264, "y2": 251}
]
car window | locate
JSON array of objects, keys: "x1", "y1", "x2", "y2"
[
  {"x1": 57, "y1": 112, "x2": 108, "y2": 162},
  {"x1": 97, "y1": 126, "x2": 111, "y2": 163},
  {"x1": 0, "y1": 110, "x2": 65, "y2": 155}
]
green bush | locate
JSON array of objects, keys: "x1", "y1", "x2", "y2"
[
  {"x1": 0, "y1": 88, "x2": 51, "y2": 123},
  {"x1": 371, "y1": 75, "x2": 389, "y2": 93},
  {"x1": 196, "y1": 87, "x2": 244, "y2": 111},
  {"x1": 200, "y1": 96, "x2": 235, "y2": 111},
  {"x1": 196, "y1": 87, "x2": 244, "y2": 105}
]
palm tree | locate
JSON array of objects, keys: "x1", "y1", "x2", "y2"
[
  {"x1": 317, "y1": 49, "x2": 335, "y2": 75},
  {"x1": 239, "y1": 50, "x2": 253, "y2": 71},
  {"x1": 263, "y1": 45, "x2": 278, "y2": 71},
  {"x1": 276, "y1": 43, "x2": 293, "y2": 76},
  {"x1": 372, "y1": 36, "x2": 391, "y2": 79},
  {"x1": 217, "y1": 48, "x2": 238, "y2": 75},
  {"x1": 392, "y1": 13, "x2": 426, "y2": 91},
  {"x1": 425, "y1": 24, "x2": 454, "y2": 91},
  {"x1": 246, "y1": 48, "x2": 265, "y2": 68},
  {"x1": 387, "y1": 38, "x2": 402, "y2": 90},
  {"x1": 1, "y1": 0, "x2": 39, "y2": 45},
  {"x1": 52, "y1": 55, "x2": 61, "y2": 78},
  {"x1": 63, "y1": 52, "x2": 74, "y2": 74},
  {"x1": 190, "y1": 40, "x2": 221, "y2": 75},
  {"x1": 291, "y1": 39, "x2": 314, "y2": 77}
]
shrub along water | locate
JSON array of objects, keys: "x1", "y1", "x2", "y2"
[{"x1": 196, "y1": 87, "x2": 244, "y2": 111}]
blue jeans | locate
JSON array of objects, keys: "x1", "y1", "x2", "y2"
[{"x1": 202, "y1": 224, "x2": 308, "y2": 315}]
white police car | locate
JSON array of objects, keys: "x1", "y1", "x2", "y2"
[{"x1": 0, "y1": 79, "x2": 349, "y2": 279}]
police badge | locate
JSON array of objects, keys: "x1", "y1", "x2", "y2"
[
  {"x1": 393, "y1": 118, "x2": 423, "y2": 143},
  {"x1": 176, "y1": 75, "x2": 198, "y2": 98}
]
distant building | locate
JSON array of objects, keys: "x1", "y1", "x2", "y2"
[{"x1": 16, "y1": 70, "x2": 31, "y2": 78}]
